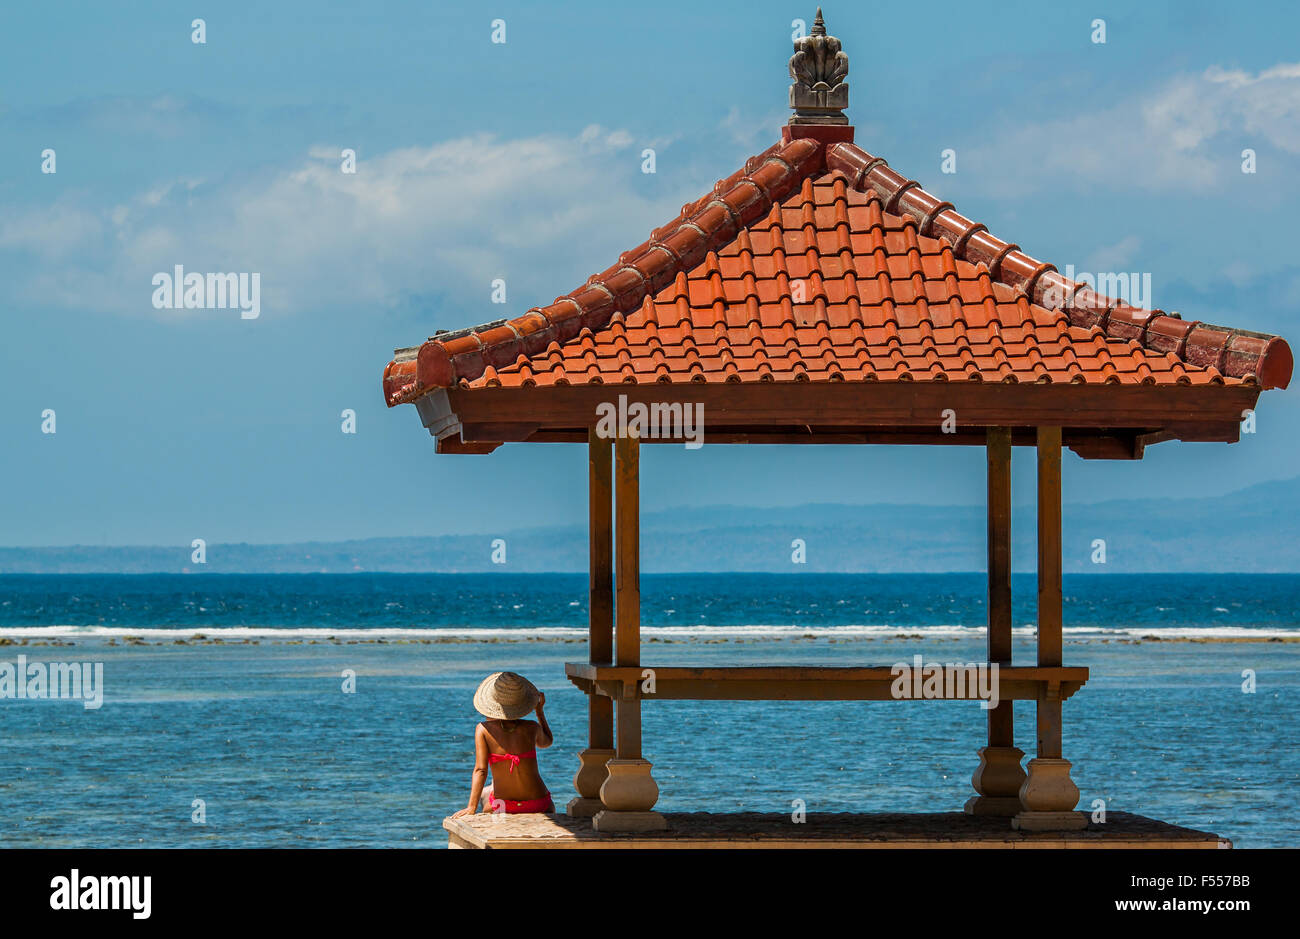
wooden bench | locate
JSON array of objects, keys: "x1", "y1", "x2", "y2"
[{"x1": 565, "y1": 663, "x2": 1087, "y2": 702}]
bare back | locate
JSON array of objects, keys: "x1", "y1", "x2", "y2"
[{"x1": 479, "y1": 719, "x2": 548, "y2": 801}]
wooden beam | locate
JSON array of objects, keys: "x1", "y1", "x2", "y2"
[
  {"x1": 614, "y1": 434, "x2": 640, "y2": 668},
  {"x1": 448, "y1": 419, "x2": 1246, "y2": 457},
  {"x1": 1036, "y1": 426, "x2": 1063, "y2": 668},
  {"x1": 459, "y1": 421, "x2": 540, "y2": 442},
  {"x1": 614, "y1": 696, "x2": 642, "y2": 760},
  {"x1": 987, "y1": 428, "x2": 1013, "y2": 664},
  {"x1": 1065, "y1": 434, "x2": 1143, "y2": 460},
  {"x1": 986, "y1": 427, "x2": 1014, "y2": 748},
  {"x1": 588, "y1": 430, "x2": 614, "y2": 750},
  {"x1": 565, "y1": 664, "x2": 1088, "y2": 703},
  {"x1": 568, "y1": 664, "x2": 1090, "y2": 683},
  {"x1": 433, "y1": 438, "x2": 501, "y2": 454},
  {"x1": 589, "y1": 431, "x2": 614, "y2": 665},
  {"x1": 456, "y1": 425, "x2": 1246, "y2": 457},
  {"x1": 446, "y1": 382, "x2": 1261, "y2": 432},
  {"x1": 613, "y1": 433, "x2": 644, "y2": 764},
  {"x1": 1036, "y1": 686, "x2": 1064, "y2": 761},
  {"x1": 1036, "y1": 425, "x2": 1064, "y2": 759}
]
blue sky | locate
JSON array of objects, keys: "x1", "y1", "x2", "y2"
[{"x1": 2, "y1": 0, "x2": 1298, "y2": 546}]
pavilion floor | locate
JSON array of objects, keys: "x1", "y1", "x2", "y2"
[{"x1": 443, "y1": 810, "x2": 1228, "y2": 850}]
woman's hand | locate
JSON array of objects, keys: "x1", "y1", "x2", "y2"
[
  {"x1": 535, "y1": 692, "x2": 546, "y2": 712},
  {"x1": 451, "y1": 807, "x2": 475, "y2": 818}
]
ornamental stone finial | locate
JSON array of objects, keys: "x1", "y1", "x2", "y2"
[{"x1": 789, "y1": 7, "x2": 849, "y2": 125}]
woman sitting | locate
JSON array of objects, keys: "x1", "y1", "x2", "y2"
[{"x1": 452, "y1": 671, "x2": 554, "y2": 817}]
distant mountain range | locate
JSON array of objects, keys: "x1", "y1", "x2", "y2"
[{"x1": 1, "y1": 477, "x2": 1295, "y2": 574}]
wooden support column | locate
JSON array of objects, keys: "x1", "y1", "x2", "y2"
[
  {"x1": 1035, "y1": 425, "x2": 1064, "y2": 758},
  {"x1": 614, "y1": 433, "x2": 640, "y2": 671},
  {"x1": 613, "y1": 431, "x2": 642, "y2": 761},
  {"x1": 594, "y1": 433, "x2": 665, "y2": 832},
  {"x1": 1014, "y1": 425, "x2": 1084, "y2": 831},
  {"x1": 966, "y1": 427, "x2": 1026, "y2": 816},
  {"x1": 615, "y1": 686, "x2": 643, "y2": 761},
  {"x1": 987, "y1": 425, "x2": 1014, "y2": 733},
  {"x1": 567, "y1": 431, "x2": 615, "y2": 817}
]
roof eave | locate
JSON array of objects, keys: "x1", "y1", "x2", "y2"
[{"x1": 414, "y1": 380, "x2": 1258, "y2": 459}]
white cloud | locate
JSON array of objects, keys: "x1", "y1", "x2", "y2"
[
  {"x1": 0, "y1": 201, "x2": 104, "y2": 259},
  {"x1": 720, "y1": 106, "x2": 788, "y2": 148},
  {"x1": 1203, "y1": 63, "x2": 1300, "y2": 153},
  {"x1": 0, "y1": 127, "x2": 691, "y2": 320},
  {"x1": 1083, "y1": 235, "x2": 1142, "y2": 273},
  {"x1": 966, "y1": 62, "x2": 1300, "y2": 193}
]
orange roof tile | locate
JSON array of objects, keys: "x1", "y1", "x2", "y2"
[
  {"x1": 383, "y1": 129, "x2": 1291, "y2": 406},
  {"x1": 383, "y1": 12, "x2": 1290, "y2": 412}
]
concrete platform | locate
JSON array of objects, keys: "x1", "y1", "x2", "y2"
[{"x1": 444, "y1": 811, "x2": 1230, "y2": 849}]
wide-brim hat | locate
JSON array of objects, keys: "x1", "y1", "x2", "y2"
[{"x1": 473, "y1": 671, "x2": 540, "y2": 720}]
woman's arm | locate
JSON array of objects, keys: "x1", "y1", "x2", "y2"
[
  {"x1": 451, "y1": 724, "x2": 490, "y2": 817},
  {"x1": 534, "y1": 693, "x2": 553, "y2": 749}
]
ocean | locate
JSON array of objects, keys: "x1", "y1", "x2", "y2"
[{"x1": 1, "y1": 572, "x2": 1297, "y2": 847}]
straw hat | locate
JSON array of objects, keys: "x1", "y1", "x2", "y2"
[{"x1": 473, "y1": 671, "x2": 540, "y2": 720}]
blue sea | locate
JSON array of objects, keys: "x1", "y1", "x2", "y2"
[{"x1": 1, "y1": 573, "x2": 1297, "y2": 847}]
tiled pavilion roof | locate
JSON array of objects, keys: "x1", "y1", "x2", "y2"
[
  {"x1": 383, "y1": 12, "x2": 1290, "y2": 456},
  {"x1": 385, "y1": 132, "x2": 1290, "y2": 401}
]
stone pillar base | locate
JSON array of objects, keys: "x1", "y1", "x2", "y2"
[
  {"x1": 966, "y1": 746, "x2": 1026, "y2": 816},
  {"x1": 592, "y1": 810, "x2": 668, "y2": 833},
  {"x1": 1013, "y1": 757, "x2": 1083, "y2": 830},
  {"x1": 598, "y1": 758, "x2": 659, "y2": 812},
  {"x1": 964, "y1": 796, "x2": 1024, "y2": 817},
  {"x1": 1012, "y1": 811, "x2": 1088, "y2": 831},
  {"x1": 565, "y1": 797, "x2": 604, "y2": 818},
  {"x1": 572, "y1": 747, "x2": 614, "y2": 800}
]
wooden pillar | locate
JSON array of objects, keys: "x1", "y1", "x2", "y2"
[
  {"x1": 614, "y1": 433, "x2": 640, "y2": 671},
  {"x1": 987, "y1": 426, "x2": 1014, "y2": 739},
  {"x1": 568, "y1": 431, "x2": 615, "y2": 817},
  {"x1": 588, "y1": 431, "x2": 614, "y2": 716},
  {"x1": 965, "y1": 427, "x2": 1026, "y2": 816},
  {"x1": 1014, "y1": 425, "x2": 1084, "y2": 830},
  {"x1": 615, "y1": 688, "x2": 642, "y2": 761},
  {"x1": 594, "y1": 432, "x2": 665, "y2": 832},
  {"x1": 613, "y1": 431, "x2": 642, "y2": 760},
  {"x1": 1036, "y1": 426, "x2": 1063, "y2": 674},
  {"x1": 1035, "y1": 425, "x2": 1064, "y2": 758}
]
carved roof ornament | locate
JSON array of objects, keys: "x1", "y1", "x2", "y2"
[{"x1": 789, "y1": 8, "x2": 849, "y2": 125}]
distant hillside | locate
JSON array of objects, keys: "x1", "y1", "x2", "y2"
[{"x1": 0, "y1": 477, "x2": 1295, "y2": 573}]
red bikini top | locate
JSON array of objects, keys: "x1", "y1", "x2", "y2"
[{"x1": 488, "y1": 751, "x2": 537, "y2": 773}]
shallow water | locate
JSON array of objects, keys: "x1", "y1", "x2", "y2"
[
  {"x1": 0, "y1": 636, "x2": 1295, "y2": 848},
  {"x1": 0, "y1": 573, "x2": 1296, "y2": 847}
]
